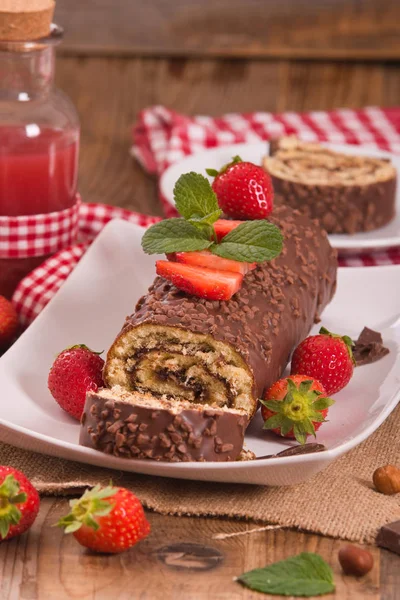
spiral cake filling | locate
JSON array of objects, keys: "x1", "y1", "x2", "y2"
[{"x1": 104, "y1": 324, "x2": 256, "y2": 417}]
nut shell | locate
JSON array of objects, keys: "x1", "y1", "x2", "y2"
[
  {"x1": 338, "y1": 544, "x2": 374, "y2": 577},
  {"x1": 373, "y1": 465, "x2": 400, "y2": 495}
]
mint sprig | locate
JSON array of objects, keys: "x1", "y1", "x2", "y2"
[
  {"x1": 237, "y1": 552, "x2": 335, "y2": 597},
  {"x1": 142, "y1": 171, "x2": 283, "y2": 263}
]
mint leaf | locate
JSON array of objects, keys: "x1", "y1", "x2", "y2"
[
  {"x1": 141, "y1": 219, "x2": 212, "y2": 254},
  {"x1": 237, "y1": 552, "x2": 335, "y2": 597},
  {"x1": 174, "y1": 172, "x2": 219, "y2": 220},
  {"x1": 211, "y1": 220, "x2": 283, "y2": 262},
  {"x1": 188, "y1": 209, "x2": 222, "y2": 228}
]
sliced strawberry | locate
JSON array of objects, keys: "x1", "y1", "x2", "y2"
[
  {"x1": 213, "y1": 219, "x2": 244, "y2": 241},
  {"x1": 167, "y1": 250, "x2": 255, "y2": 275},
  {"x1": 156, "y1": 260, "x2": 243, "y2": 301}
]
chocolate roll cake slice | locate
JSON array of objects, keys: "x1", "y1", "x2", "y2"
[
  {"x1": 264, "y1": 136, "x2": 397, "y2": 234},
  {"x1": 80, "y1": 386, "x2": 248, "y2": 462},
  {"x1": 103, "y1": 205, "x2": 337, "y2": 423}
]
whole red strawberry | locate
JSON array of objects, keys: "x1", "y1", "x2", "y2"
[
  {"x1": 207, "y1": 156, "x2": 274, "y2": 220},
  {"x1": 0, "y1": 466, "x2": 40, "y2": 541},
  {"x1": 0, "y1": 296, "x2": 19, "y2": 348},
  {"x1": 57, "y1": 484, "x2": 150, "y2": 553},
  {"x1": 291, "y1": 327, "x2": 355, "y2": 395},
  {"x1": 261, "y1": 374, "x2": 334, "y2": 444},
  {"x1": 48, "y1": 345, "x2": 104, "y2": 420}
]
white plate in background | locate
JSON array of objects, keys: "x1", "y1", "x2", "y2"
[
  {"x1": 0, "y1": 219, "x2": 399, "y2": 486},
  {"x1": 160, "y1": 141, "x2": 400, "y2": 254}
]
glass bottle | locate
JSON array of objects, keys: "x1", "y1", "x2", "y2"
[{"x1": 0, "y1": 25, "x2": 80, "y2": 298}]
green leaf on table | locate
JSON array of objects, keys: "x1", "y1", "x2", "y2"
[
  {"x1": 174, "y1": 172, "x2": 220, "y2": 220},
  {"x1": 237, "y1": 552, "x2": 335, "y2": 597},
  {"x1": 141, "y1": 218, "x2": 213, "y2": 254},
  {"x1": 211, "y1": 220, "x2": 283, "y2": 262}
]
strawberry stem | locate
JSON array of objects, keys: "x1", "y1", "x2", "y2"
[
  {"x1": 261, "y1": 379, "x2": 335, "y2": 445},
  {"x1": 57, "y1": 484, "x2": 118, "y2": 534},
  {"x1": 0, "y1": 475, "x2": 26, "y2": 539},
  {"x1": 62, "y1": 344, "x2": 104, "y2": 356},
  {"x1": 206, "y1": 155, "x2": 243, "y2": 179},
  {"x1": 319, "y1": 327, "x2": 355, "y2": 365}
]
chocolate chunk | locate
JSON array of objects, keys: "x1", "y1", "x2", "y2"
[
  {"x1": 353, "y1": 326, "x2": 390, "y2": 366},
  {"x1": 377, "y1": 521, "x2": 400, "y2": 555},
  {"x1": 257, "y1": 443, "x2": 327, "y2": 460}
]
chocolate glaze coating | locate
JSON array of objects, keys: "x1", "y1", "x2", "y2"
[
  {"x1": 105, "y1": 205, "x2": 337, "y2": 401},
  {"x1": 264, "y1": 137, "x2": 397, "y2": 234},
  {"x1": 80, "y1": 390, "x2": 248, "y2": 462}
]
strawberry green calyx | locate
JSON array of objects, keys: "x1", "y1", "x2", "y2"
[
  {"x1": 57, "y1": 484, "x2": 118, "y2": 534},
  {"x1": 206, "y1": 155, "x2": 242, "y2": 178},
  {"x1": 319, "y1": 327, "x2": 355, "y2": 365},
  {"x1": 64, "y1": 344, "x2": 104, "y2": 355},
  {"x1": 261, "y1": 379, "x2": 335, "y2": 445},
  {"x1": 0, "y1": 475, "x2": 27, "y2": 539}
]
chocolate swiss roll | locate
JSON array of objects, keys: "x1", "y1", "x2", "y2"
[
  {"x1": 101, "y1": 205, "x2": 337, "y2": 432},
  {"x1": 264, "y1": 137, "x2": 397, "y2": 234},
  {"x1": 80, "y1": 387, "x2": 248, "y2": 462}
]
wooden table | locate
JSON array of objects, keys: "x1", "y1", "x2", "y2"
[{"x1": 2, "y1": 1, "x2": 400, "y2": 597}]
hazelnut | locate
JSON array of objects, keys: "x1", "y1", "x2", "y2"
[
  {"x1": 373, "y1": 465, "x2": 400, "y2": 495},
  {"x1": 338, "y1": 544, "x2": 374, "y2": 577}
]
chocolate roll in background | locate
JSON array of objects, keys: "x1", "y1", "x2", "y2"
[
  {"x1": 80, "y1": 387, "x2": 248, "y2": 462},
  {"x1": 264, "y1": 137, "x2": 397, "y2": 234},
  {"x1": 102, "y1": 205, "x2": 337, "y2": 431}
]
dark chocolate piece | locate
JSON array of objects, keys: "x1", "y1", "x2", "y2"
[
  {"x1": 80, "y1": 388, "x2": 248, "y2": 462},
  {"x1": 104, "y1": 204, "x2": 337, "y2": 420},
  {"x1": 353, "y1": 326, "x2": 390, "y2": 366},
  {"x1": 263, "y1": 137, "x2": 397, "y2": 234},
  {"x1": 257, "y1": 443, "x2": 327, "y2": 460},
  {"x1": 377, "y1": 520, "x2": 400, "y2": 555}
]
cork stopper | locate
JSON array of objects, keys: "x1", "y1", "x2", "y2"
[{"x1": 0, "y1": 0, "x2": 55, "y2": 41}]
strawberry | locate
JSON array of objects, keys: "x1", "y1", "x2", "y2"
[
  {"x1": 213, "y1": 219, "x2": 245, "y2": 241},
  {"x1": 48, "y1": 345, "x2": 105, "y2": 421},
  {"x1": 167, "y1": 250, "x2": 256, "y2": 275},
  {"x1": 57, "y1": 484, "x2": 150, "y2": 553},
  {"x1": 0, "y1": 295, "x2": 19, "y2": 348},
  {"x1": 261, "y1": 374, "x2": 334, "y2": 444},
  {"x1": 156, "y1": 260, "x2": 243, "y2": 300},
  {"x1": 290, "y1": 327, "x2": 355, "y2": 395},
  {"x1": 0, "y1": 466, "x2": 40, "y2": 541},
  {"x1": 207, "y1": 157, "x2": 274, "y2": 220}
]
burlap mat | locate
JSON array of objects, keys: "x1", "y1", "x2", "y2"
[{"x1": 1, "y1": 405, "x2": 399, "y2": 545}]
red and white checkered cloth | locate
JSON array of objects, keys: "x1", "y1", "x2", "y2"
[
  {"x1": 0, "y1": 198, "x2": 81, "y2": 259},
  {"x1": 12, "y1": 205, "x2": 160, "y2": 325},
  {"x1": 11, "y1": 105, "x2": 400, "y2": 325}
]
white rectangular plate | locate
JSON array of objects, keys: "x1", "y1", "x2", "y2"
[{"x1": 0, "y1": 220, "x2": 399, "y2": 486}]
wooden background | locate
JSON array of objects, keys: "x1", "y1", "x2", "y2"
[
  {"x1": 56, "y1": 0, "x2": 400, "y2": 60},
  {"x1": 2, "y1": 1, "x2": 400, "y2": 598}
]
